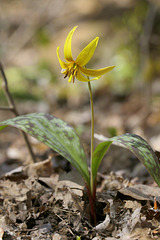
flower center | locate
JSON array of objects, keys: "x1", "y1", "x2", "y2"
[{"x1": 64, "y1": 63, "x2": 78, "y2": 83}]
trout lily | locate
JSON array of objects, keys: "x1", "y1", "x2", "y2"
[{"x1": 57, "y1": 26, "x2": 115, "y2": 83}]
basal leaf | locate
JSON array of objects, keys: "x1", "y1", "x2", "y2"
[
  {"x1": 92, "y1": 141, "x2": 112, "y2": 182},
  {"x1": 0, "y1": 113, "x2": 90, "y2": 185},
  {"x1": 101, "y1": 133, "x2": 160, "y2": 187}
]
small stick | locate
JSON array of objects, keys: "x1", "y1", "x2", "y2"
[
  {"x1": 0, "y1": 106, "x2": 14, "y2": 111},
  {"x1": 0, "y1": 62, "x2": 36, "y2": 162}
]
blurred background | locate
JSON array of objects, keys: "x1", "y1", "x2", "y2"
[{"x1": 0, "y1": 0, "x2": 160, "y2": 176}]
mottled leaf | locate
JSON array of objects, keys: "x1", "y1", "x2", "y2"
[
  {"x1": 92, "y1": 141, "x2": 112, "y2": 182},
  {"x1": 0, "y1": 113, "x2": 90, "y2": 185},
  {"x1": 105, "y1": 133, "x2": 160, "y2": 187}
]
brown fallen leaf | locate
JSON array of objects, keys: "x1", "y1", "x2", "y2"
[
  {"x1": 124, "y1": 200, "x2": 142, "y2": 211},
  {"x1": 54, "y1": 180, "x2": 83, "y2": 210},
  {"x1": 119, "y1": 184, "x2": 160, "y2": 201},
  {"x1": 1, "y1": 158, "x2": 53, "y2": 181},
  {"x1": 0, "y1": 227, "x2": 4, "y2": 239}
]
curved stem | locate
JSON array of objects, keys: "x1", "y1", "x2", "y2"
[
  {"x1": 0, "y1": 62, "x2": 36, "y2": 163},
  {"x1": 88, "y1": 81, "x2": 94, "y2": 194}
]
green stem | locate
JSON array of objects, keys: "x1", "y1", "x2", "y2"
[{"x1": 88, "y1": 81, "x2": 94, "y2": 194}]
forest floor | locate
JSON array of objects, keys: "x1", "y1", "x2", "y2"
[
  {"x1": 0, "y1": 89, "x2": 160, "y2": 240},
  {"x1": 0, "y1": 0, "x2": 160, "y2": 239}
]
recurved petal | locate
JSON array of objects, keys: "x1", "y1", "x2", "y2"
[
  {"x1": 64, "y1": 26, "x2": 77, "y2": 62},
  {"x1": 76, "y1": 70, "x2": 98, "y2": 82},
  {"x1": 57, "y1": 47, "x2": 70, "y2": 69},
  {"x1": 76, "y1": 37, "x2": 99, "y2": 67},
  {"x1": 79, "y1": 65, "x2": 115, "y2": 77}
]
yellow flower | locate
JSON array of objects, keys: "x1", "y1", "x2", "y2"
[{"x1": 57, "y1": 26, "x2": 115, "y2": 83}]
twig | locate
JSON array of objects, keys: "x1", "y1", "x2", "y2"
[
  {"x1": 139, "y1": 1, "x2": 157, "y2": 103},
  {"x1": 0, "y1": 62, "x2": 36, "y2": 162},
  {"x1": 139, "y1": 1, "x2": 157, "y2": 69},
  {"x1": 0, "y1": 106, "x2": 14, "y2": 111}
]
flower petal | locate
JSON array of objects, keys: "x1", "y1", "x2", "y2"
[
  {"x1": 76, "y1": 37, "x2": 99, "y2": 66},
  {"x1": 57, "y1": 47, "x2": 70, "y2": 69},
  {"x1": 64, "y1": 26, "x2": 77, "y2": 62},
  {"x1": 79, "y1": 65, "x2": 115, "y2": 77},
  {"x1": 76, "y1": 70, "x2": 99, "y2": 82}
]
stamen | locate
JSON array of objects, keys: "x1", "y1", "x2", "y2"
[
  {"x1": 64, "y1": 63, "x2": 78, "y2": 83},
  {"x1": 68, "y1": 75, "x2": 72, "y2": 83},
  {"x1": 73, "y1": 75, "x2": 75, "y2": 83},
  {"x1": 64, "y1": 69, "x2": 69, "y2": 78}
]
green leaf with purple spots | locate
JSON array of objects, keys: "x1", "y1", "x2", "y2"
[
  {"x1": 101, "y1": 133, "x2": 160, "y2": 187},
  {"x1": 0, "y1": 113, "x2": 90, "y2": 185}
]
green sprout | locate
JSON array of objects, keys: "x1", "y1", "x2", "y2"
[
  {"x1": 0, "y1": 26, "x2": 160, "y2": 224},
  {"x1": 76, "y1": 236, "x2": 81, "y2": 240}
]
